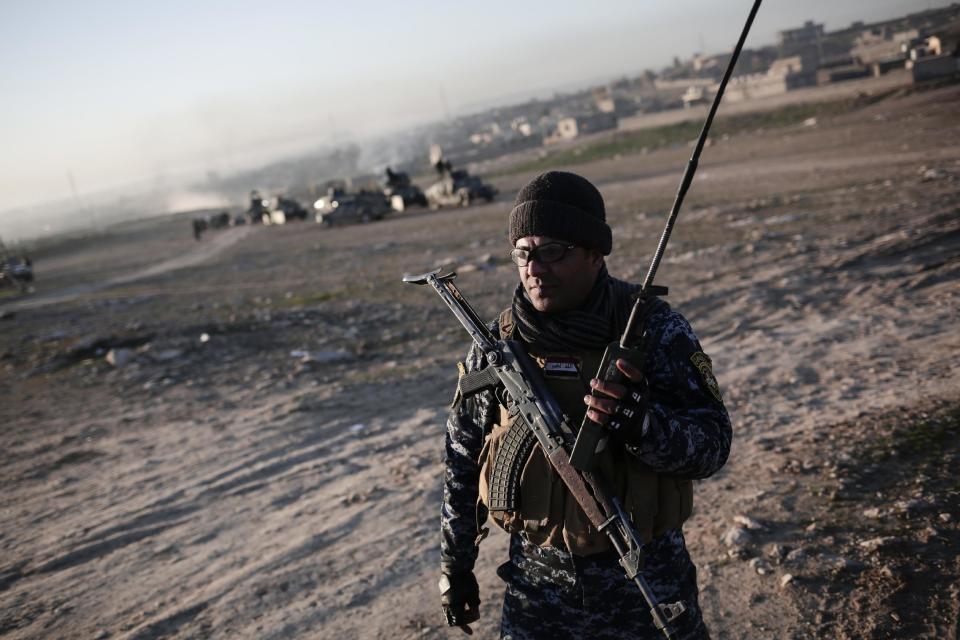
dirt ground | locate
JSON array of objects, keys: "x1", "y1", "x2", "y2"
[{"x1": 2, "y1": 81, "x2": 959, "y2": 640}]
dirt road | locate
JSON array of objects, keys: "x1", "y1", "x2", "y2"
[{"x1": 1, "y1": 226, "x2": 252, "y2": 313}]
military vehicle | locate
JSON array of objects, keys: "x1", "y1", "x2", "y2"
[
  {"x1": 0, "y1": 239, "x2": 33, "y2": 293},
  {"x1": 192, "y1": 211, "x2": 232, "y2": 239},
  {"x1": 313, "y1": 187, "x2": 392, "y2": 227},
  {"x1": 275, "y1": 195, "x2": 309, "y2": 221},
  {"x1": 383, "y1": 167, "x2": 427, "y2": 211},
  {"x1": 424, "y1": 167, "x2": 497, "y2": 209},
  {"x1": 261, "y1": 195, "x2": 310, "y2": 225}
]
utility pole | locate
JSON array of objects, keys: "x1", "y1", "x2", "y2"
[
  {"x1": 328, "y1": 113, "x2": 340, "y2": 144},
  {"x1": 67, "y1": 169, "x2": 96, "y2": 231},
  {"x1": 438, "y1": 83, "x2": 451, "y2": 121}
]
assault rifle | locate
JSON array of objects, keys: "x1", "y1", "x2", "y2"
[{"x1": 402, "y1": 270, "x2": 687, "y2": 638}]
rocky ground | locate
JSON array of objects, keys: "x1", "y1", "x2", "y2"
[{"x1": 1, "y1": 80, "x2": 959, "y2": 639}]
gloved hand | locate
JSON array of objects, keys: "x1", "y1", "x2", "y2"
[
  {"x1": 439, "y1": 571, "x2": 480, "y2": 635},
  {"x1": 583, "y1": 357, "x2": 649, "y2": 448}
]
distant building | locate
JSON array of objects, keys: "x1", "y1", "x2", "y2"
[
  {"x1": 654, "y1": 76, "x2": 715, "y2": 91},
  {"x1": 851, "y1": 27, "x2": 919, "y2": 65},
  {"x1": 905, "y1": 19, "x2": 960, "y2": 83},
  {"x1": 817, "y1": 64, "x2": 872, "y2": 84},
  {"x1": 692, "y1": 51, "x2": 733, "y2": 76},
  {"x1": 722, "y1": 56, "x2": 815, "y2": 102},
  {"x1": 681, "y1": 86, "x2": 709, "y2": 108},
  {"x1": 923, "y1": 17, "x2": 960, "y2": 57},
  {"x1": 870, "y1": 58, "x2": 908, "y2": 76},
  {"x1": 468, "y1": 123, "x2": 498, "y2": 146},
  {"x1": 593, "y1": 87, "x2": 617, "y2": 113},
  {"x1": 778, "y1": 19, "x2": 851, "y2": 69},
  {"x1": 510, "y1": 118, "x2": 534, "y2": 137},
  {"x1": 545, "y1": 113, "x2": 618, "y2": 145},
  {"x1": 778, "y1": 20, "x2": 825, "y2": 48},
  {"x1": 769, "y1": 56, "x2": 807, "y2": 76},
  {"x1": 591, "y1": 86, "x2": 639, "y2": 117},
  {"x1": 469, "y1": 132, "x2": 494, "y2": 146}
]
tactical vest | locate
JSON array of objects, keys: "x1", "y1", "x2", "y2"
[{"x1": 477, "y1": 308, "x2": 693, "y2": 556}]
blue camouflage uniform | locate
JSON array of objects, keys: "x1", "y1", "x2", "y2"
[{"x1": 441, "y1": 298, "x2": 732, "y2": 639}]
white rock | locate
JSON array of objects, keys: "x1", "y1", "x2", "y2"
[
  {"x1": 780, "y1": 573, "x2": 794, "y2": 587},
  {"x1": 783, "y1": 548, "x2": 808, "y2": 564},
  {"x1": 721, "y1": 526, "x2": 751, "y2": 548},
  {"x1": 734, "y1": 514, "x2": 763, "y2": 530},
  {"x1": 305, "y1": 350, "x2": 352, "y2": 364},
  {"x1": 154, "y1": 349, "x2": 183, "y2": 362},
  {"x1": 820, "y1": 553, "x2": 859, "y2": 572},
  {"x1": 862, "y1": 507, "x2": 882, "y2": 519},
  {"x1": 894, "y1": 498, "x2": 922, "y2": 514},
  {"x1": 749, "y1": 557, "x2": 771, "y2": 575},
  {"x1": 766, "y1": 543, "x2": 787, "y2": 561},
  {"x1": 858, "y1": 537, "x2": 896, "y2": 552},
  {"x1": 105, "y1": 348, "x2": 135, "y2": 367}
]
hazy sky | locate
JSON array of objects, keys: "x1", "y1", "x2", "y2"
[{"x1": 0, "y1": 0, "x2": 927, "y2": 214}]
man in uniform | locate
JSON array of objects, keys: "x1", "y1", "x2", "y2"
[{"x1": 439, "y1": 171, "x2": 732, "y2": 639}]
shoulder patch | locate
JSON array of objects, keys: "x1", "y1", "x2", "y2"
[{"x1": 690, "y1": 352, "x2": 723, "y2": 403}]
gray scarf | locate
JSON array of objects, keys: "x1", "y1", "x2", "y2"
[{"x1": 511, "y1": 265, "x2": 640, "y2": 351}]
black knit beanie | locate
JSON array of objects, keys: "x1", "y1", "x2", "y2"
[{"x1": 508, "y1": 171, "x2": 612, "y2": 255}]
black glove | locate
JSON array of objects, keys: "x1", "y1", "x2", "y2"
[
  {"x1": 585, "y1": 357, "x2": 650, "y2": 449},
  {"x1": 439, "y1": 571, "x2": 480, "y2": 634},
  {"x1": 605, "y1": 378, "x2": 649, "y2": 449}
]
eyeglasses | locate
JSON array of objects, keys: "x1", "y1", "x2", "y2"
[{"x1": 510, "y1": 242, "x2": 577, "y2": 267}]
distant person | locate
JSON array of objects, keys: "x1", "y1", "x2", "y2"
[
  {"x1": 249, "y1": 190, "x2": 267, "y2": 214},
  {"x1": 385, "y1": 166, "x2": 399, "y2": 186},
  {"x1": 438, "y1": 171, "x2": 731, "y2": 639},
  {"x1": 434, "y1": 158, "x2": 452, "y2": 177},
  {"x1": 192, "y1": 218, "x2": 206, "y2": 241}
]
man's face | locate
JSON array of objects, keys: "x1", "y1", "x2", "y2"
[{"x1": 515, "y1": 235, "x2": 603, "y2": 313}]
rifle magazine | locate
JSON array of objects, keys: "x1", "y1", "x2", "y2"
[{"x1": 487, "y1": 418, "x2": 537, "y2": 512}]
